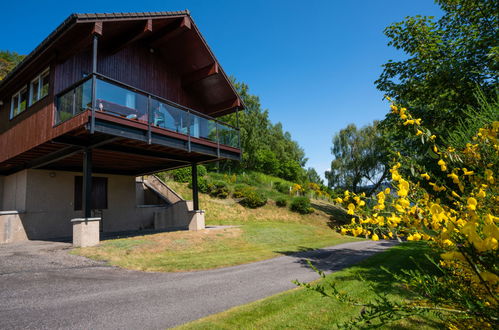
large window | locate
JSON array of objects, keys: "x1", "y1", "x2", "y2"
[
  {"x1": 29, "y1": 68, "x2": 49, "y2": 105},
  {"x1": 10, "y1": 86, "x2": 28, "y2": 118}
]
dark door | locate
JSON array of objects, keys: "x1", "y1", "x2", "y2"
[{"x1": 74, "y1": 176, "x2": 108, "y2": 210}]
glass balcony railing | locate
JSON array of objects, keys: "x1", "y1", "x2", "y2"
[{"x1": 55, "y1": 74, "x2": 240, "y2": 149}]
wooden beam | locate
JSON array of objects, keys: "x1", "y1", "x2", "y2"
[
  {"x1": 149, "y1": 17, "x2": 191, "y2": 48},
  {"x1": 92, "y1": 21, "x2": 103, "y2": 36},
  {"x1": 96, "y1": 144, "x2": 194, "y2": 163},
  {"x1": 182, "y1": 62, "x2": 219, "y2": 87},
  {"x1": 106, "y1": 19, "x2": 153, "y2": 55},
  {"x1": 207, "y1": 98, "x2": 241, "y2": 116}
]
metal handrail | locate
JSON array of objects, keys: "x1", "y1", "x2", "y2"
[
  {"x1": 55, "y1": 73, "x2": 240, "y2": 131},
  {"x1": 94, "y1": 73, "x2": 240, "y2": 131}
]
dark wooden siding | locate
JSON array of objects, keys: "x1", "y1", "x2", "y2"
[
  {"x1": 97, "y1": 44, "x2": 205, "y2": 111},
  {"x1": 54, "y1": 50, "x2": 92, "y2": 94}
]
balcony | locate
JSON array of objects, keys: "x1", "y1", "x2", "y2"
[{"x1": 55, "y1": 74, "x2": 240, "y2": 152}]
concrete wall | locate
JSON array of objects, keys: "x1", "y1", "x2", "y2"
[
  {"x1": 0, "y1": 211, "x2": 28, "y2": 243},
  {"x1": 2, "y1": 170, "x2": 27, "y2": 211},
  {"x1": 0, "y1": 169, "x2": 168, "y2": 242}
]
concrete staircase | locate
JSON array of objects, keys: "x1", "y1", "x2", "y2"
[{"x1": 138, "y1": 175, "x2": 205, "y2": 231}]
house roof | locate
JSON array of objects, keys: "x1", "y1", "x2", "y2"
[{"x1": 0, "y1": 11, "x2": 243, "y2": 115}]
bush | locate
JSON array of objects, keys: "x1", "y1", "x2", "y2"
[
  {"x1": 232, "y1": 184, "x2": 251, "y2": 199},
  {"x1": 188, "y1": 177, "x2": 209, "y2": 194},
  {"x1": 274, "y1": 181, "x2": 291, "y2": 194},
  {"x1": 290, "y1": 197, "x2": 313, "y2": 214},
  {"x1": 275, "y1": 197, "x2": 287, "y2": 207},
  {"x1": 207, "y1": 180, "x2": 229, "y2": 199},
  {"x1": 238, "y1": 190, "x2": 267, "y2": 208},
  {"x1": 170, "y1": 165, "x2": 207, "y2": 183}
]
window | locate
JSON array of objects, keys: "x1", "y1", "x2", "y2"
[
  {"x1": 10, "y1": 86, "x2": 28, "y2": 118},
  {"x1": 29, "y1": 68, "x2": 50, "y2": 105}
]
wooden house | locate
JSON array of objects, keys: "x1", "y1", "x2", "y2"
[{"x1": 0, "y1": 11, "x2": 243, "y2": 244}]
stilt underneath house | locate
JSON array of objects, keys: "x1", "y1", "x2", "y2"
[{"x1": 0, "y1": 11, "x2": 243, "y2": 246}]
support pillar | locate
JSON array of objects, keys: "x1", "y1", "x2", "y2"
[
  {"x1": 72, "y1": 149, "x2": 100, "y2": 247},
  {"x1": 82, "y1": 149, "x2": 93, "y2": 218},
  {"x1": 191, "y1": 163, "x2": 199, "y2": 211}
]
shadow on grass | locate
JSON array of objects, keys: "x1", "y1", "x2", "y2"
[
  {"x1": 277, "y1": 242, "x2": 438, "y2": 300},
  {"x1": 310, "y1": 201, "x2": 356, "y2": 227}
]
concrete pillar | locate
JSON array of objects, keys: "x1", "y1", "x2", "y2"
[
  {"x1": 188, "y1": 211, "x2": 205, "y2": 231},
  {"x1": 72, "y1": 218, "x2": 100, "y2": 247}
]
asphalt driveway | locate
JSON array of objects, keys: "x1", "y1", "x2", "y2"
[{"x1": 0, "y1": 239, "x2": 396, "y2": 329}]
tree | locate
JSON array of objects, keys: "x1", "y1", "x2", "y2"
[
  {"x1": 0, "y1": 50, "x2": 25, "y2": 80},
  {"x1": 376, "y1": 0, "x2": 498, "y2": 139},
  {"x1": 220, "y1": 78, "x2": 307, "y2": 182},
  {"x1": 326, "y1": 121, "x2": 388, "y2": 194},
  {"x1": 306, "y1": 167, "x2": 324, "y2": 185}
]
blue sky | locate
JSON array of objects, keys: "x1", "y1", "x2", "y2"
[{"x1": 1, "y1": 0, "x2": 443, "y2": 181}]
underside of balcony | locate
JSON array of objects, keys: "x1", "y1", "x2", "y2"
[{"x1": 0, "y1": 114, "x2": 240, "y2": 176}]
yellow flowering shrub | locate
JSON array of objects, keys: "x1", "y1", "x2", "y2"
[{"x1": 331, "y1": 103, "x2": 498, "y2": 326}]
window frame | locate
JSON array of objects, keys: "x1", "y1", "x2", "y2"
[
  {"x1": 29, "y1": 68, "x2": 50, "y2": 106},
  {"x1": 10, "y1": 86, "x2": 28, "y2": 119}
]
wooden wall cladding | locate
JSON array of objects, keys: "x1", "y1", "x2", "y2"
[
  {"x1": 97, "y1": 44, "x2": 206, "y2": 112},
  {"x1": 0, "y1": 108, "x2": 88, "y2": 164}
]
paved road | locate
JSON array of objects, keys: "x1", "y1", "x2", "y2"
[{"x1": 0, "y1": 239, "x2": 396, "y2": 329}]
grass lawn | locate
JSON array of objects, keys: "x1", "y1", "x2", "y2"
[
  {"x1": 177, "y1": 242, "x2": 445, "y2": 329},
  {"x1": 73, "y1": 177, "x2": 357, "y2": 272},
  {"x1": 73, "y1": 222, "x2": 357, "y2": 272}
]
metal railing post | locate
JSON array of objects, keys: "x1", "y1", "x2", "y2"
[
  {"x1": 72, "y1": 88, "x2": 76, "y2": 116},
  {"x1": 90, "y1": 34, "x2": 98, "y2": 134},
  {"x1": 216, "y1": 122, "x2": 220, "y2": 158},
  {"x1": 147, "y1": 95, "x2": 152, "y2": 144},
  {"x1": 187, "y1": 110, "x2": 191, "y2": 153}
]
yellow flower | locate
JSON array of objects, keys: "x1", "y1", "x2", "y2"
[
  {"x1": 447, "y1": 172, "x2": 459, "y2": 184},
  {"x1": 477, "y1": 189, "x2": 486, "y2": 198},
  {"x1": 390, "y1": 105, "x2": 398, "y2": 113},
  {"x1": 403, "y1": 119, "x2": 415, "y2": 126},
  {"x1": 414, "y1": 118, "x2": 422, "y2": 125},
  {"x1": 340, "y1": 228, "x2": 348, "y2": 235},
  {"x1": 442, "y1": 239, "x2": 454, "y2": 247},
  {"x1": 485, "y1": 169, "x2": 494, "y2": 184},
  {"x1": 438, "y1": 159, "x2": 447, "y2": 172},
  {"x1": 451, "y1": 191, "x2": 460, "y2": 198},
  {"x1": 467, "y1": 197, "x2": 477, "y2": 211},
  {"x1": 430, "y1": 135, "x2": 436, "y2": 140},
  {"x1": 347, "y1": 203, "x2": 355, "y2": 215},
  {"x1": 416, "y1": 129, "x2": 423, "y2": 136},
  {"x1": 334, "y1": 197, "x2": 343, "y2": 203},
  {"x1": 352, "y1": 226, "x2": 363, "y2": 237},
  {"x1": 407, "y1": 233, "x2": 422, "y2": 241},
  {"x1": 462, "y1": 168, "x2": 474, "y2": 176},
  {"x1": 397, "y1": 179, "x2": 409, "y2": 197},
  {"x1": 384, "y1": 187, "x2": 391, "y2": 195},
  {"x1": 371, "y1": 234, "x2": 379, "y2": 241},
  {"x1": 421, "y1": 173, "x2": 430, "y2": 180}
]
